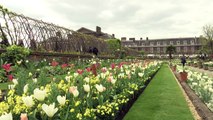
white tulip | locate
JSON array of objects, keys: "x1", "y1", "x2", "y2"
[
  {"x1": 65, "y1": 75, "x2": 71, "y2": 82},
  {"x1": 33, "y1": 78, "x2": 37, "y2": 83},
  {"x1": 33, "y1": 88, "x2": 46, "y2": 101},
  {"x1": 84, "y1": 77, "x2": 90, "y2": 83},
  {"x1": 22, "y1": 96, "x2": 34, "y2": 108},
  {"x1": 23, "y1": 84, "x2": 28, "y2": 93},
  {"x1": 0, "y1": 113, "x2": 12, "y2": 120},
  {"x1": 138, "y1": 73, "x2": 144, "y2": 77},
  {"x1": 83, "y1": 84, "x2": 90, "y2": 92},
  {"x1": 13, "y1": 79, "x2": 18, "y2": 85},
  {"x1": 42, "y1": 103, "x2": 58, "y2": 117},
  {"x1": 57, "y1": 95, "x2": 66, "y2": 106},
  {"x1": 95, "y1": 84, "x2": 105, "y2": 92}
]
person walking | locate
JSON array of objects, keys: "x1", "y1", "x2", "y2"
[{"x1": 181, "y1": 54, "x2": 186, "y2": 69}]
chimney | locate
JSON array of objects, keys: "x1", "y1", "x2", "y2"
[
  {"x1": 96, "y1": 26, "x2": 101, "y2": 35},
  {"x1": 121, "y1": 37, "x2": 126, "y2": 41},
  {"x1": 129, "y1": 38, "x2": 135, "y2": 41},
  {"x1": 112, "y1": 34, "x2": 115, "y2": 38},
  {"x1": 129, "y1": 38, "x2": 135, "y2": 42},
  {"x1": 146, "y1": 37, "x2": 149, "y2": 40}
]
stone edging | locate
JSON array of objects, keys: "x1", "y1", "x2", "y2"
[{"x1": 173, "y1": 70, "x2": 213, "y2": 120}]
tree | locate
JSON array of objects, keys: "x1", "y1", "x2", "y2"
[
  {"x1": 166, "y1": 45, "x2": 176, "y2": 63},
  {"x1": 203, "y1": 24, "x2": 213, "y2": 55},
  {"x1": 106, "y1": 39, "x2": 121, "y2": 55}
]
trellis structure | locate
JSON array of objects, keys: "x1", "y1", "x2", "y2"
[{"x1": 0, "y1": 5, "x2": 109, "y2": 53}]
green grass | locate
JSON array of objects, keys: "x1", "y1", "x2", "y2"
[
  {"x1": 124, "y1": 64, "x2": 194, "y2": 120},
  {"x1": 0, "y1": 82, "x2": 9, "y2": 90}
]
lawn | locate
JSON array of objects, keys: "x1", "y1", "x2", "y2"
[{"x1": 124, "y1": 64, "x2": 194, "y2": 120}]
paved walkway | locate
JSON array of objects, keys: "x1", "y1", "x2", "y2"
[{"x1": 187, "y1": 66, "x2": 213, "y2": 77}]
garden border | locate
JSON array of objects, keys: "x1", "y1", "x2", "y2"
[
  {"x1": 174, "y1": 72, "x2": 213, "y2": 120},
  {"x1": 115, "y1": 67, "x2": 160, "y2": 120}
]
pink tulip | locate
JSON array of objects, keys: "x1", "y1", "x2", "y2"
[
  {"x1": 51, "y1": 61, "x2": 58, "y2": 66},
  {"x1": 69, "y1": 86, "x2": 79, "y2": 97},
  {"x1": 20, "y1": 113, "x2": 28, "y2": 120}
]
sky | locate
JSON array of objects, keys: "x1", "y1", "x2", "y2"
[{"x1": 1, "y1": 0, "x2": 213, "y2": 40}]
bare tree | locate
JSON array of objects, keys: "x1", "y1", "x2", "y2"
[{"x1": 203, "y1": 24, "x2": 213, "y2": 54}]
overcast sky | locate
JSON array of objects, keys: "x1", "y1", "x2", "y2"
[{"x1": 1, "y1": 0, "x2": 213, "y2": 39}]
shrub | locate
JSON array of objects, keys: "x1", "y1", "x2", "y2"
[{"x1": 1, "y1": 45, "x2": 30, "y2": 65}]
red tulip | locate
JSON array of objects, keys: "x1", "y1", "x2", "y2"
[
  {"x1": 77, "y1": 69, "x2": 84, "y2": 75},
  {"x1": 8, "y1": 74, "x2": 13, "y2": 81},
  {"x1": 61, "y1": 64, "x2": 68, "y2": 69},
  {"x1": 111, "y1": 63, "x2": 115, "y2": 69},
  {"x1": 2, "y1": 64, "x2": 11, "y2": 72},
  {"x1": 86, "y1": 67, "x2": 91, "y2": 72}
]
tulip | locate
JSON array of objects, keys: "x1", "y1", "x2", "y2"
[
  {"x1": 42, "y1": 103, "x2": 58, "y2": 117},
  {"x1": 69, "y1": 86, "x2": 79, "y2": 97},
  {"x1": 84, "y1": 77, "x2": 90, "y2": 83},
  {"x1": 2, "y1": 64, "x2": 11, "y2": 72},
  {"x1": 83, "y1": 84, "x2": 90, "y2": 92},
  {"x1": 33, "y1": 88, "x2": 46, "y2": 101},
  {"x1": 57, "y1": 95, "x2": 66, "y2": 106},
  {"x1": 12, "y1": 79, "x2": 18, "y2": 85},
  {"x1": 23, "y1": 84, "x2": 28, "y2": 93},
  {"x1": 101, "y1": 67, "x2": 107, "y2": 73},
  {"x1": 65, "y1": 75, "x2": 71, "y2": 82},
  {"x1": 95, "y1": 84, "x2": 106, "y2": 92},
  {"x1": 51, "y1": 61, "x2": 58, "y2": 66},
  {"x1": 138, "y1": 73, "x2": 144, "y2": 77},
  {"x1": 8, "y1": 74, "x2": 13, "y2": 81},
  {"x1": 32, "y1": 78, "x2": 37, "y2": 83},
  {"x1": 77, "y1": 69, "x2": 84, "y2": 75},
  {"x1": 22, "y1": 96, "x2": 34, "y2": 108},
  {"x1": 111, "y1": 63, "x2": 115, "y2": 69},
  {"x1": 20, "y1": 113, "x2": 28, "y2": 120},
  {"x1": 0, "y1": 113, "x2": 12, "y2": 120},
  {"x1": 61, "y1": 63, "x2": 68, "y2": 69},
  {"x1": 86, "y1": 67, "x2": 91, "y2": 72}
]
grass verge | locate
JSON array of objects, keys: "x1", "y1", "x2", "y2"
[
  {"x1": 123, "y1": 64, "x2": 194, "y2": 120},
  {"x1": 0, "y1": 82, "x2": 9, "y2": 90}
]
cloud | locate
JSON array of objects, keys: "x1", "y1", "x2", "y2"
[{"x1": 1, "y1": 0, "x2": 213, "y2": 39}]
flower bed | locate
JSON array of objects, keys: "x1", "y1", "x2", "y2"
[
  {"x1": 0, "y1": 59, "x2": 161, "y2": 119},
  {"x1": 176, "y1": 66, "x2": 213, "y2": 112}
]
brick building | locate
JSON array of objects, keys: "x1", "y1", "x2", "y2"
[
  {"x1": 77, "y1": 26, "x2": 114, "y2": 39},
  {"x1": 121, "y1": 37, "x2": 202, "y2": 56}
]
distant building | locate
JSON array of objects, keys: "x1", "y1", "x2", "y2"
[
  {"x1": 121, "y1": 37, "x2": 202, "y2": 55},
  {"x1": 77, "y1": 26, "x2": 115, "y2": 39}
]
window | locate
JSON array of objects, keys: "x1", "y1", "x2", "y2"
[
  {"x1": 170, "y1": 41, "x2": 173, "y2": 45},
  {"x1": 157, "y1": 41, "x2": 160, "y2": 45},
  {"x1": 177, "y1": 47, "x2": 180, "y2": 52},
  {"x1": 157, "y1": 48, "x2": 160, "y2": 53},
  {"x1": 184, "y1": 47, "x2": 187, "y2": 52},
  {"x1": 184, "y1": 41, "x2": 187, "y2": 45},
  {"x1": 177, "y1": 41, "x2": 180, "y2": 45},
  {"x1": 191, "y1": 40, "x2": 194, "y2": 44}
]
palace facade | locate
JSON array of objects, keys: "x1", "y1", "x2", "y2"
[{"x1": 121, "y1": 37, "x2": 202, "y2": 55}]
